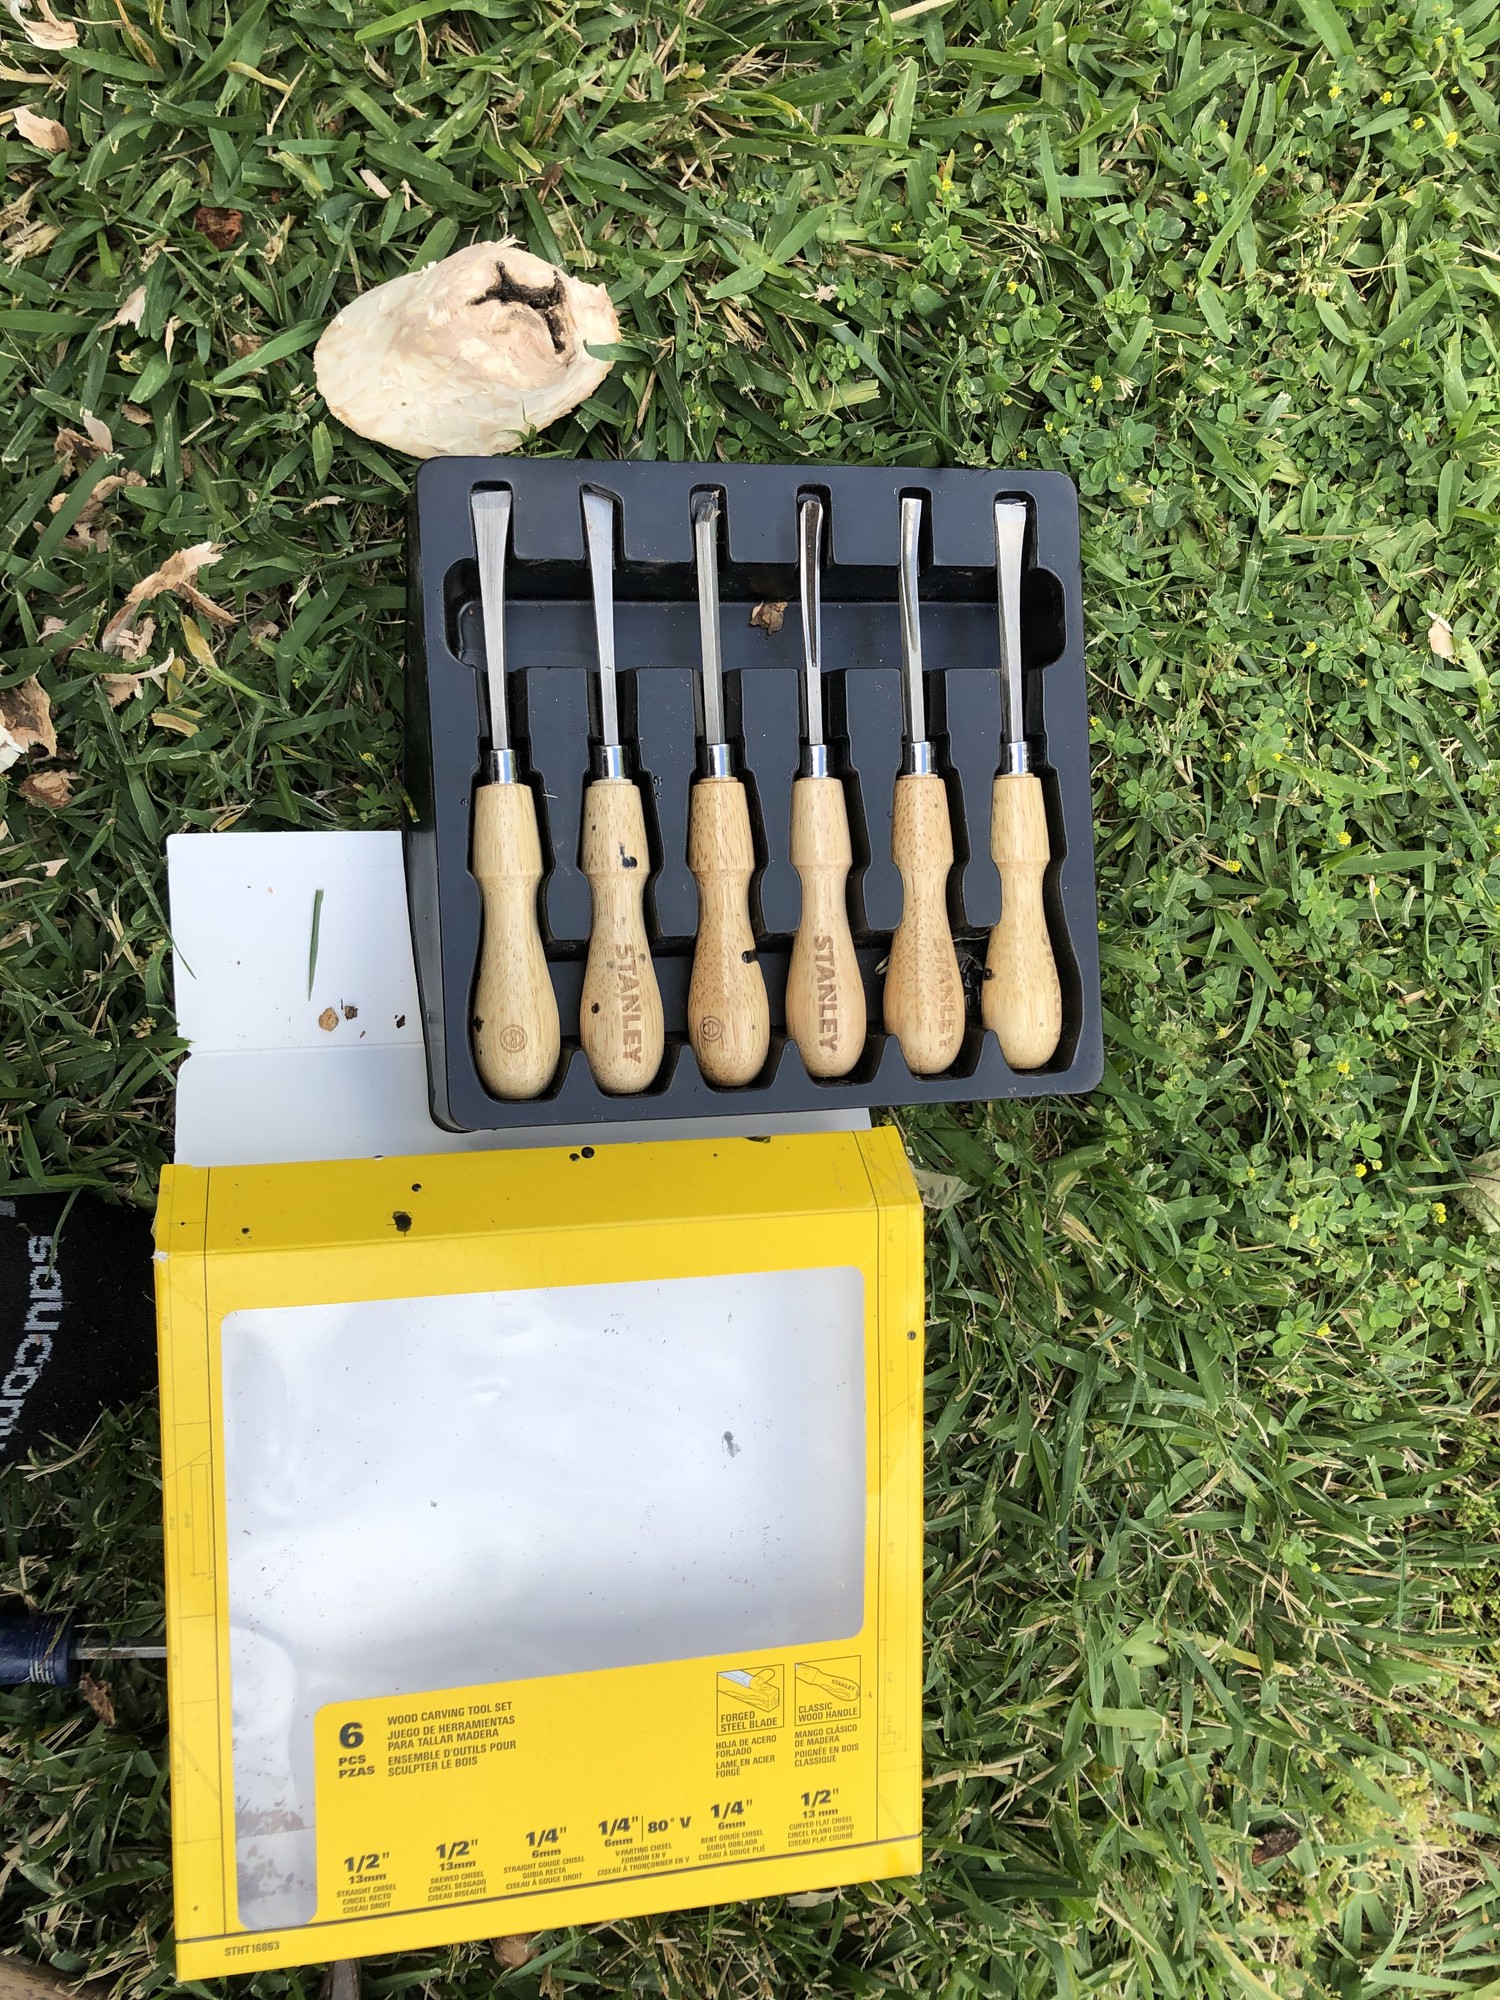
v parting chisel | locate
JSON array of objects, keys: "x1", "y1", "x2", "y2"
[
  {"x1": 687, "y1": 490, "x2": 770, "y2": 1086},
  {"x1": 984, "y1": 498, "x2": 1062, "y2": 1069},
  {"x1": 579, "y1": 486, "x2": 665, "y2": 1093},
  {"x1": 883, "y1": 493, "x2": 966, "y2": 1076},
  {"x1": 468, "y1": 487, "x2": 561, "y2": 1100},
  {"x1": 785, "y1": 494, "x2": 865, "y2": 1079}
]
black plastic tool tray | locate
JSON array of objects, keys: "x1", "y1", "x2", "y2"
[{"x1": 405, "y1": 460, "x2": 1101, "y2": 1132}]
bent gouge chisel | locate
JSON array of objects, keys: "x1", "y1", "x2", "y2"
[
  {"x1": 468, "y1": 486, "x2": 561, "y2": 1100},
  {"x1": 983, "y1": 497, "x2": 1062, "y2": 1069},
  {"x1": 579, "y1": 486, "x2": 665, "y2": 1092},
  {"x1": 687, "y1": 490, "x2": 770, "y2": 1086},
  {"x1": 883, "y1": 493, "x2": 966, "y2": 1076},
  {"x1": 785, "y1": 493, "x2": 865, "y2": 1079}
]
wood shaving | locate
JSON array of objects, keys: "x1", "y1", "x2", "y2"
[
  {"x1": 318, "y1": 1006, "x2": 339, "y2": 1032},
  {"x1": 1428, "y1": 614, "x2": 1456, "y2": 659},
  {"x1": 107, "y1": 613, "x2": 155, "y2": 663},
  {"x1": 5, "y1": 0, "x2": 79, "y2": 48},
  {"x1": 55, "y1": 424, "x2": 103, "y2": 471},
  {"x1": 193, "y1": 204, "x2": 243, "y2": 250},
  {"x1": 17, "y1": 768, "x2": 73, "y2": 808},
  {"x1": 10, "y1": 105, "x2": 69, "y2": 151},
  {"x1": 48, "y1": 469, "x2": 145, "y2": 548},
  {"x1": 492, "y1": 1937, "x2": 536, "y2": 1970},
  {"x1": 750, "y1": 600, "x2": 787, "y2": 633},
  {"x1": 101, "y1": 673, "x2": 143, "y2": 707},
  {"x1": 0, "y1": 676, "x2": 57, "y2": 769},
  {"x1": 314, "y1": 238, "x2": 618, "y2": 458},
  {"x1": 80, "y1": 409, "x2": 112, "y2": 453},
  {"x1": 100, "y1": 541, "x2": 234, "y2": 656},
  {"x1": 107, "y1": 284, "x2": 147, "y2": 330},
  {"x1": 7, "y1": 219, "x2": 59, "y2": 261},
  {"x1": 79, "y1": 1673, "x2": 116, "y2": 1725}
]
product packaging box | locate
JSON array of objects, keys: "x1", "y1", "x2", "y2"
[{"x1": 155, "y1": 1131, "x2": 922, "y2": 1973}]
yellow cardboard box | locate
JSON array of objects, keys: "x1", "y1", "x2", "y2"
[{"x1": 155, "y1": 1131, "x2": 923, "y2": 1974}]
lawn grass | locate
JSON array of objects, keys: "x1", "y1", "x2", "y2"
[{"x1": 3, "y1": 0, "x2": 1500, "y2": 1993}]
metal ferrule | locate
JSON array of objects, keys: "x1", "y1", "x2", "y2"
[
  {"x1": 802, "y1": 742, "x2": 830, "y2": 780},
  {"x1": 903, "y1": 739, "x2": 936, "y2": 777},
  {"x1": 703, "y1": 741, "x2": 734, "y2": 780},
  {"x1": 593, "y1": 741, "x2": 629, "y2": 781},
  {"x1": 487, "y1": 746, "x2": 519, "y2": 785},
  {"x1": 1002, "y1": 740, "x2": 1031, "y2": 777}
]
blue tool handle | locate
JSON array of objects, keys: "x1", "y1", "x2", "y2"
[{"x1": 0, "y1": 1613, "x2": 78, "y2": 1687}]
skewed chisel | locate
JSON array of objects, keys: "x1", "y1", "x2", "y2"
[
  {"x1": 883, "y1": 494, "x2": 966, "y2": 1075},
  {"x1": 687, "y1": 491, "x2": 770, "y2": 1086},
  {"x1": 468, "y1": 486, "x2": 561, "y2": 1100},
  {"x1": 984, "y1": 498, "x2": 1062, "y2": 1069},
  {"x1": 579, "y1": 486, "x2": 665, "y2": 1092},
  {"x1": 785, "y1": 494, "x2": 865, "y2": 1079}
]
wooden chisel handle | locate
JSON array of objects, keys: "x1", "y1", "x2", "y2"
[
  {"x1": 786, "y1": 774, "x2": 865, "y2": 1078},
  {"x1": 885, "y1": 772, "x2": 965, "y2": 1076},
  {"x1": 983, "y1": 771, "x2": 1062, "y2": 1069},
  {"x1": 471, "y1": 780, "x2": 561, "y2": 1099},
  {"x1": 580, "y1": 776, "x2": 664, "y2": 1092},
  {"x1": 688, "y1": 777, "x2": 769, "y2": 1086}
]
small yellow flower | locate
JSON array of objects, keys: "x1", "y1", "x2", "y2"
[
  {"x1": 1433, "y1": 1201, "x2": 1448, "y2": 1224},
  {"x1": 1273, "y1": 751, "x2": 1283, "y2": 762},
  {"x1": 1303, "y1": 640, "x2": 1318, "y2": 655},
  {"x1": 1381, "y1": 90, "x2": 1393, "y2": 103},
  {"x1": 1409, "y1": 753, "x2": 1420, "y2": 768},
  {"x1": 1329, "y1": 82, "x2": 1342, "y2": 99},
  {"x1": 1290, "y1": 1214, "x2": 1301, "y2": 1230},
  {"x1": 1194, "y1": 188, "x2": 1209, "y2": 204},
  {"x1": 1354, "y1": 1163, "x2": 1367, "y2": 1177},
  {"x1": 1336, "y1": 1059, "x2": 1351, "y2": 1075},
  {"x1": 1006, "y1": 279, "x2": 1018, "y2": 293},
  {"x1": 1223, "y1": 858, "x2": 1243, "y2": 873},
  {"x1": 1254, "y1": 161, "x2": 1268, "y2": 175},
  {"x1": 1372, "y1": 1159, "x2": 1383, "y2": 1170},
  {"x1": 1414, "y1": 115, "x2": 1426, "y2": 128},
  {"x1": 1445, "y1": 128, "x2": 1459, "y2": 147},
  {"x1": 1337, "y1": 830, "x2": 1352, "y2": 846},
  {"x1": 1219, "y1": 118, "x2": 1229, "y2": 130},
  {"x1": 1016, "y1": 447, "x2": 1027, "y2": 459},
  {"x1": 1316, "y1": 1323, "x2": 1332, "y2": 1338},
  {"x1": 1090, "y1": 373, "x2": 1103, "y2": 390},
  {"x1": 891, "y1": 220, "x2": 902, "y2": 234}
]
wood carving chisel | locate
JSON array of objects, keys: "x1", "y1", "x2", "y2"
[
  {"x1": 983, "y1": 498, "x2": 1062, "y2": 1069},
  {"x1": 468, "y1": 486, "x2": 560, "y2": 1100},
  {"x1": 883, "y1": 493, "x2": 966, "y2": 1075},
  {"x1": 785, "y1": 494, "x2": 865, "y2": 1079},
  {"x1": 579, "y1": 486, "x2": 664, "y2": 1092},
  {"x1": 687, "y1": 490, "x2": 770, "y2": 1086}
]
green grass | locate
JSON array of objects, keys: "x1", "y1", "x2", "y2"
[{"x1": 3, "y1": 0, "x2": 1500, "y2": 1992}]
